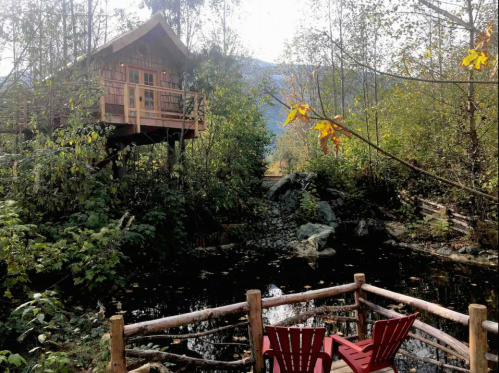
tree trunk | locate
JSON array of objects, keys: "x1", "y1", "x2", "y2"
[{"x1": 70, "y1": 0, "x2": 77, "y2": 63}]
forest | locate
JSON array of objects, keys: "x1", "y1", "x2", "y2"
[{"x1": 0, "y1": 0, "x2": 497, "y2": 372}]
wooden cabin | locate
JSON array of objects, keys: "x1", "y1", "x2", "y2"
[
  {"x1": 0, "y1": 13, "x2": 206, "y2": 149},
  {"x1": 94, "y1": 13, "x2": 206, "y2": 146}
]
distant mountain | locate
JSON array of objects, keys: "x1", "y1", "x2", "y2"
[{"x1": 240, "y1": 58, "x2": 287, "y2": 139}]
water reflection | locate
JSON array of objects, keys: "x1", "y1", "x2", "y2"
[{"x1": 117, "y1": 243, "x2": 498, "y2": 372}]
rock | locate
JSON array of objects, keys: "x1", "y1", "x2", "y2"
[
  {"x1": 458, "y1": 248, "x2": 467, "y2": 254},
  {"x1": 385, "y1": 222, "x2": 409, "y2": 241},
  {"x1": 317, "y1": 201, "x2": 338, "y2": 227},
  {"x1": 354, "y1": 220, "x2": 369, "y2": 237},
  {"x1": 307, "y1": 231, "x2": 335, "y2": 252},
  {"x1": 479, "y1": 250, "x2": 489, "y2": 257},
  {"x1": 436, "y1": 247, "x2": 452, "y2": 256},
  {"x1": 465, "y1": 245, "x2": 480, "y2": 255},
  {"x1": 267, "y1": 172, "x2": 316, "y2": 200},
  {"x1": 287, "y1": 240, "x2": 336, "y2": 257},
  {"x1": 220, "y1": 243, "x2": 236, "y2": 250},
  {"x1": 298, "y1": 223, "x2": 335, "y2": 240},
  {"x1": 281, "y1": 189, "x2": 301, "y2": 212},
  {"x1": 488, "y1": 255, "x2": 498, "y2": 261}
]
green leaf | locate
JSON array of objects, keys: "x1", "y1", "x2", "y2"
[{"x1": 8, "y1": 353, "x2": 27, "y2": 367}]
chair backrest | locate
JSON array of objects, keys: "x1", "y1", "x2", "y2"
[
  {"x1": 368, "y1": 313, "x2": 419, "y2": 368},
  {"x1": 265, "y1": 326, "x2": 327, "y2": 373}
]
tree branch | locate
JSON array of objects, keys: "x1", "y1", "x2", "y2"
[
  {"x1": 417, "y1": 0, "x2": 480, "y2": 33},
  {"x1": 264, "y1": 85, "x2": 499, "y2": 203},
  {"x1": 324, "y1": 33, "x2": 497, "y2": 85}
]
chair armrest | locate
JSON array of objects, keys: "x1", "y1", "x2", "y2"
[
  {"x1": 331, "y1": 335, "x2": 369, "y2": 353},
  {"x1": 323, "y1": 336, "x2": 334, "y2": 357}
]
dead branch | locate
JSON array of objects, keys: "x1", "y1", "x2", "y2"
[{"x1": 125, "y1": 349, "x2": 253, "y2": 370}]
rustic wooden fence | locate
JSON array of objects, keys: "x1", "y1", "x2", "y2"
[
  {"x1": 399, "y1": 195, "x2": 499, "y2": 235},
  {"x1": 108, "y1": 274, "x2": 498, "y2": 373}
]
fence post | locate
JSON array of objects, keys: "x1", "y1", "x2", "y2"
[
  {"x1": 469, "y1": 304, "x2": 488, "y2": 373},
  {"x1": 110, "y1": 315, "x2": 127, "y2": 373},
  {"x1": 354, "y1": 273, "x2": 367, "y2": 341},
  {"x1": 247, "y1": 290, "x2": 264, "y2": 373}
]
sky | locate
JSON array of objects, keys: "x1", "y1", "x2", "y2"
[{"x1": 110, "y1": 0, "x2": 304, "y2": 63}]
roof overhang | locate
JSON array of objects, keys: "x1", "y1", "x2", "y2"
[{"x1": 92, "y1": 13, "x2": 187, "y2": 60}]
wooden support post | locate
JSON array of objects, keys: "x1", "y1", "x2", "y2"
[
  {"x1": 247, "y1": 290, "x2": 264, "y2": 373},
  {"x1": 100, "y1": 95, "x2": 106, "y2": 122},
  {"x1": 23, "y1": 97, "x2": 27, "y2": 127},
  {"x1": 135, "y1": 84, "x2": 141, "y2": 134},
  {"x1": 203, "y1": 95, "x2": 207, "y2": 126},
  {"x1": 354, "y1": 274, "x2": 367, "y2": 341},
  {"x1": 124, "y1": 84, "x2": 129, "y2": 124},
  {"x1": 109, "y1": 315, "x2": 127, "y2": 373},
  {"x1": 469, "y1": 304, "x2": 488, "y2": 373},
  {"x1": 194, "y1": 94, "x2": 199, "y2": 137}
]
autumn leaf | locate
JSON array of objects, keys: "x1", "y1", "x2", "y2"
[
  {"x1": 284, "y1": 104, "x2": 314, "y2": 125},
  {"x1": 461, "y1": 23, "x2": 494, "y2": 71},
  {"x1": 313, "y1": 116, "x2": 351, "y2": 155}
]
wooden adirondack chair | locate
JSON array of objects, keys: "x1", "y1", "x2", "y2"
[
  {"x1": 263, "y1": 326, "x2": 333, "y2": 373},
  {"x1": 332, "y1": 313, "x2": 419, "y2": 373}
]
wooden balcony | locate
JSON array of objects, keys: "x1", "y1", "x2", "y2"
[{"x1": 100, "y1": 79, "x2": 207, "y2": 139}]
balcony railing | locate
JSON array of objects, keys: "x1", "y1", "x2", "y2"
[{"x1": 100, "y1": 80, "x2": 207, "y2": 136}]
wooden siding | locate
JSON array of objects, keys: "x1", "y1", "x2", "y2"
[{"x1": 94, "y1": 38, "x2": 183, "y2": 115}]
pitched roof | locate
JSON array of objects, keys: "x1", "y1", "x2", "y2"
[{"x1": 92, "y1": 12, "x2": 187, "y2": 58}]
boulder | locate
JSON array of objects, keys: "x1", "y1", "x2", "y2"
[
  {"x1": 436, "y1": 247, "x2": 452, "y2": 256},
  {"x1": 458, "y1": 247, "x2": 467, "y2": 254},
  {"x1": 353, "y1": 219, "x2": 389, "y2": 240},
  {"x1": 465, "y1": 245, "x2": 480, "y2": 255},
  {"x1": 307, "y1": 231, "x2": 335, "y2": 252},
  {"x1": 354, "y1": 220, "x2": 369, "y2": 237},
  {"x1": 287, "y1": 240, "x2": 337, "y2": 257},
  {"x1": 298, "y1": 223, "x2": 335, "y2": 241},
  {"x1": 267, "y1": 172, "x2": 316, "y2": 200},
  {"x1": 281, "y1": 189, "x2": 301, "y2": 212},
  {"x1": 385, "y1": 222, "x2": 409, "y2": 241},
  {"x1": 317, "y1": 201, "x2": 338, "y2": 227}
]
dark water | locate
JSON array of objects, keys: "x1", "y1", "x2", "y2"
[{"x1": 111, "y1": 244, "x2": 498, "y2": 372}]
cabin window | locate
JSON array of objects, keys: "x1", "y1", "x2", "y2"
[
  {"x1": 129, "y1": 87, "x2": 136, "y2": 117},
  {"x1": 129, "y1": 70, "x2": 139, "y2": 84},
  {"x1": 144, "y1": 73, "x2": 154, "y2": 86}
]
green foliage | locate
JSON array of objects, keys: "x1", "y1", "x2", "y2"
[{"x1": 2, "y1": 291, "x2": 110, "y2": 373}]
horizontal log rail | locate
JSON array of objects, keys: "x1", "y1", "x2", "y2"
[
  {"x1": 482, "y1": 320, "x2": 498, "y2": 334},
  {"x1": 124, "y1": 283, "x2": 357, "y2": 336},
  {"x1": 359, "y1": 298, "x2": 471, "y2": 359},
  {"x1": 274, "y1": 304, "x2": 358, "y2": 327},
  {"x1": 361, "y1": 283, "x2": 470, "y2": 325},
  {"x1": 124, "y1": 301, "x2": 249, "y2": 337},
  {"x1": 128, "y1": 322, "x2": 249, "y2": 342}
]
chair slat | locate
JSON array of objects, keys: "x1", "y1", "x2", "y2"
[
  {"x1": 266, "y1": 326, "x2": 287, "y2": 371},
  {"x1": 290, "y1": 328, "x2": 302, "y2": 372},
  {"x1": 375, "y1": 319, "x2": 400, "y2": 363},
  {"x1": 308, "y1": 328, "x2": 326, "y2": 372},
  {"x1": 301, "y1": 328, "x2": 314, "y2": 372},
  {"x1": 277, "y1": 327, "x2": 294, "y2": 371}
]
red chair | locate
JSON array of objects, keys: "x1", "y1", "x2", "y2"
[
  {"x1": 263, "y1": 326, "x2": 333, "y2": 373},
  {"x1": 332, "y1": 313, "x2": 419, "y2": 373}
]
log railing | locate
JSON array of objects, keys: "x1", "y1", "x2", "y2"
[
  {"x1": 117, "y1": 83, "x2": 206, "y2": 135},
  {"x1": 108, "y1": 275, "x2": 498, "y2": 373}
]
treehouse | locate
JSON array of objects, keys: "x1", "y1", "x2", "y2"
[
  {"x1": 94, "y1": 13, "x2": 206, "y2": 147},
  {"x1": 0, "y1": 13, "x2": 206, "y2": 149}
]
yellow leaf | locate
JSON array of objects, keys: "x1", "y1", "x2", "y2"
[
  {"x1": 87, "y1": 136, "x2": 92, "y2": 143},
  {"x1": 284, "y1": 108, "x2": 298, "y2": 125}
]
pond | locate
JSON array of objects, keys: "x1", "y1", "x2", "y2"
[{"x1": 108, "y1": 243, "x2": 498, "y2": 372}]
